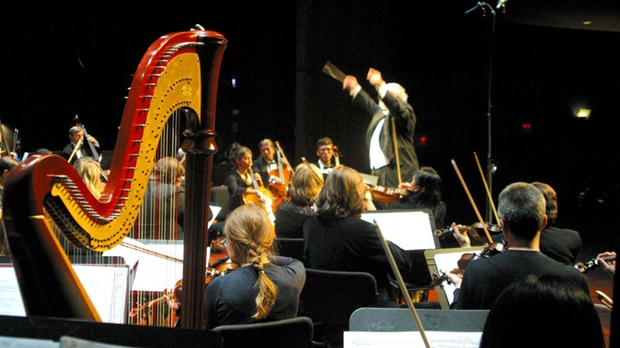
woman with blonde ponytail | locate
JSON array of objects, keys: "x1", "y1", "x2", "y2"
[{"x1": 205, "y1": 205, "x2": 306, "y2": 330}]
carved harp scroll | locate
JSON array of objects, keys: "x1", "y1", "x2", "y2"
[{"x1": 2, "y1": 29, "x2": 227, "y2": 328}]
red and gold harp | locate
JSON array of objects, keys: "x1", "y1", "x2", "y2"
[{"x1": 2, "y1": 27, "x2": 227, "y2": 330}]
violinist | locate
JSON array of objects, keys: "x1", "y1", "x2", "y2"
[
  {"x1": 205, "y1": 205, "x2": 306, "y2": 330},
  {"x1": 444, "y1": 182, "x2": 590, "y2": 310},
  {"x1": 532, "y1": 182, "x2": 582, "y2": 266},
  {"x1": 60, "y1": 126, "x2": 101, "y2": 164},
  {"x1": 315, "y1": 137, "x2": 336, "y2": 179},
  {"x1": 391, "y1": 167, "x2": 447, "y2": 238}
]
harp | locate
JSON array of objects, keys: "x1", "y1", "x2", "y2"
[{"x1": 2, "y1": 28, "x2": 227, "y2": 330}]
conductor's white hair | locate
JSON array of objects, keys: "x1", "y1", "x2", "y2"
[{"x1": 386, "y1": 83, "x2": 408, "y2": 103}]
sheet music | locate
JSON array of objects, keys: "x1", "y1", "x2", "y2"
[
  {"x1": 0, "y1": 264, "x2": 129, "y2": 324},
  {"x1": 344, "y1": 331, "x2": 481, "y2": 348},
  {"x1": 361, "y1": 210, "x2": 436, "y2": 250},
  {"x1": 0, "y1": 336, "x2": 57, "y2": 348}
]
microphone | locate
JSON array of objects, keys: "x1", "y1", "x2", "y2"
[{"x1": 496, "y1": 0, "x2": 507, "y2": 9}]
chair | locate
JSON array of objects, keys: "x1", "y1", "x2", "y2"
[
  {"x1": 208, "y1": 185, "x2": 230, "y2": 250},
  {"x1": 299, "y1": 268, "x2": 379, "y2": 347},
  {"x1": 210, "y1": 185, "x2": 230, "y2": 208},
  {"x1": 211, "y1": 316, "x2": 314, "y2": 348},
  {"x1": 274, "y1": 237, "x2": 305, "y2": 264}
]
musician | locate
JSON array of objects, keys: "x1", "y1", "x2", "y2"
[
  {"x1": 274, "y1": 163, "x2": 323, "y2": 239},
  {"x1": 60, "y1": 126, "x2": 101, "y2": 164},
  {"x1": 303, "y1": 166, "x2": 419, "y2": 306},
  {"x1": 531, "y1": 182, "x2": 582, "y2": 266},
  {"x1": 213, "y1": 146, "x2": 269, "y2": 226},
  {"x1": 445, "y1": 182, "x2": 590, "y2": 310},
  {"x1": 205, "y1": 205, "x2": 306, "y2": 329},
  {"x1": 134, "y1": 157, "x2": 186, "y2": 240},
  {"x1": 0, "y1": 124, "x2": 18, "y2": 159},
  {"x1": 73, "y1": 157, "x2": 105, "y2": 199},
  {"x1": 251, "y1": 138, "x2": 285, "y2": 188},
  {"x1": 315, "y1": 137, "x2": 336, "y2": 179},
  {"x1": 343, "y1": 68, "x2": 419, "y2": 209},
  {"x1": 390, "y1": 166, "x2": 448, "y2": 285},
  {"x1": 392, "y1": 167, "x2": 447, "y2": 236}
]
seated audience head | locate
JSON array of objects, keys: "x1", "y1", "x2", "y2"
[
  {"x1": 73, "y1": 157, "x2": 103, "y2": 199},
  {"x1": 289, "y1": 163, "x2": 324, "y2": 206},
  {"x1": 497, "y1": 182, "x2": 547, "y2": 246},
  {"x1": 314, "y1": 165, "x2": 366, "y2": 220},
  {"x1": 480, "y1": 274, "x2": 605, "y2": 347},
  {"x1": 223, "y1": 205, "x2": 277, "y2": 319},
  {"x1": 531, "y1": 181, "x2": 558, "y2": 226},
  {"x1": 154, "y1": 157, "x2": 185, "y2": 186}
]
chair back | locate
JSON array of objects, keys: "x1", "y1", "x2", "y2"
[
  {"x1": 274, "y1": 237, "x2": 305, "y2": 264},
  {"x1": 299, "y1": 268, "x2": 379, "y2": 327},
  {"x1": 211, "y1": 316, "x2": 314, "y2": 348},
  {"x1": 210, "y1": 185, "x2": 230, "y2": 208}
]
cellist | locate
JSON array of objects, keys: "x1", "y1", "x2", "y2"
[
  {"x1": 212, "y1": 146, "x2": 273, "y2": 230},
  {"x1": 251, "y1": 139, "x2": 285, "y2": 189}
]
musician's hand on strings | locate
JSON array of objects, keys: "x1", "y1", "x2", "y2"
[
  {"x1": 366, "y1": 68, "x2": 384, "y2": 89},
  {"x1": 268, "y1": 175, "x2": 283, "y2": 185},
  {"x1": 596, "y1": 251, "x2": 616, "y2": 278},
  {"x1": 452, "y1": 222, "x2": 472, "y2": 248},
  {"x1": 86, "y1": 134, "x2": 100, "y2": 147}
]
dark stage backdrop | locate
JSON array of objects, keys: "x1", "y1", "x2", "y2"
[{"x1": 0, "y1": 0, "x2": 618, "y2": 242}]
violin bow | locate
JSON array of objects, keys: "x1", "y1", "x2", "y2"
[
  {"x1": 474, "y1": 151, "x2": 500, "y2": 224},
  {"x1": 373, "y1": 219, "x2": 431, "y2": 348},
  {"x1": 275, "y1": 141, "x2": 294, "y2": 175},
  {"x1": 11, "y1": 128, "x2": 18, "y2": 154},
  {"x1": 301, "y1": 157, "x2": 324, "y2": 183},
  {"x1": 451, "y1": 159, "x2": 493, "y2": 244},
  {"x1": 391, "y1": 117, "x2": 402, "y2": 187},
  {"x1": 67, "y1": 137, "x2": 83, "y2": 163}
]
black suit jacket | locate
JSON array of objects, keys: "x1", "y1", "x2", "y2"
[{"x1": 353, "y1": 88, "x2": 419, "y2": 185}]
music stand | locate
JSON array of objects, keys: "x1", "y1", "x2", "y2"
[{"x1": 424, "y1": 246, "x2": 481, "y2": 309}]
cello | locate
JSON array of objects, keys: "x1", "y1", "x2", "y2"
[
  {"x1": 244, "y1": 167, "x2": 276, "y2": 225},
  {"x1": 269, "y1": 141, "x2": 293, "y2": 210}
]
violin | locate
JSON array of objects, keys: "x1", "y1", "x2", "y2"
[
  {"x1": 151, "y1": 258, "x2": 239, "y2": 327},
  {"x1": 369, "y1": 186, "x2": 411, "y2": 203},
  {"x1": 456, "y1": 242, "x2": 506, "y2": 271},
  {"x1": 435, "y1": 223, "x2": 502, "y2": 244}
]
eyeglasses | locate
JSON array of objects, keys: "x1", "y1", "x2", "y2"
[{"x1": 318, "y1": 147, "x2": 333, "y2": 152}]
